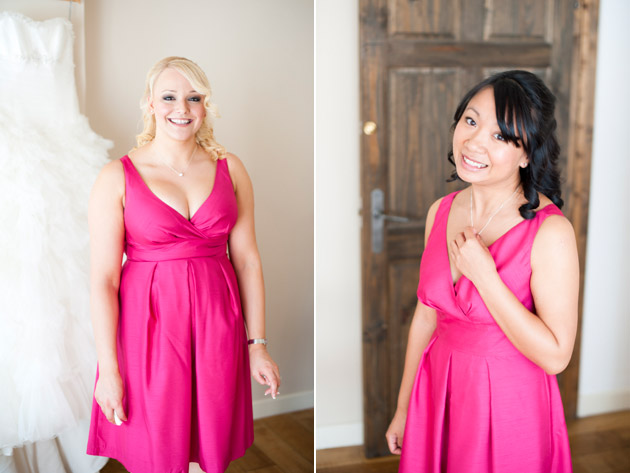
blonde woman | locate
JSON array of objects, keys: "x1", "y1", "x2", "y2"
[{"x1": 86, "y1": 57, "x2": 280, "y2": 473}]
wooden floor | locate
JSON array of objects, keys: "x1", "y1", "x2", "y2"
[
  {"x1": 101, "y1": 409, "x2": 313, "y2": 473},
  {"x1": 316, "y1": 410, "x2": 630, "y2": 473}
]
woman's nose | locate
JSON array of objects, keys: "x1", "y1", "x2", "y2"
[
  {"x1": 466, "y1": 128, "x2": 486, "y2": 151},
  {"x1": 175, "y1": 99, "x2": 189, "y2": 113}
]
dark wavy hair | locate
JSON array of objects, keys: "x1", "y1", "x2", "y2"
[{"x1": 447, "y1": 70, "x2": 563, "y2": 219}]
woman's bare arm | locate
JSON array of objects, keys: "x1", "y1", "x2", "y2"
[
  {"x1": 226, "y1": 154, "x2": 280, "y2": 398},
  {"x1": 88, "y1": 159, "x2": 127, "y2": 423},
  {"x1": 386, "y1": 198, "x2": 441, "y2": 454}
]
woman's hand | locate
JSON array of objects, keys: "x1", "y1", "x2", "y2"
[
  {"x1": 94, "y1": 369, "x2": 127, "y2": 425},
  {"x1": 249, "y1": 345, "x2": 281, "y2": 399},
  {"x1": 450, "y1": 226, "x2": 497, "y2": 286},
  {"x1": 386, "y1": 408, "x2": 407, "y2": 455}
]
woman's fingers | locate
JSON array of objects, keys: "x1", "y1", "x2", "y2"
[
  {"x1": 464, "y1": 226, "x2": 477, "y2": 240},
  {"x1": 249, "y1": 349, "x2": 281, "y2": 398},
  {"x1": 97, "y1": 394, "x2": 126, "y2": 425},
  {"x1": 268, "y1": 376, "x2": 280, "y2": 399},
  {"x1": 95, "y1": 372, "x2": 126, "y2": 425},
  {"x1": 455, "y1": 232, "x2": 466, "y2": 247},
  {"x1": 253, "y1": 371, "x2": 267, "y2": 386},
  {"x1": 100, "y1": 404, "x2": 115, "y2": 424},
  {"x1": 260, "y1": 368, "x2": 280, "y2": 399},
  {"x1": 386, "y1": 432, "x2": 402, "y2": 455},
  {"x1": 115, "y1": 405, "x2": 127, "y2": 423},
  {"x1": 99, "y1": 402, "x2": 126, "y2": 425}
]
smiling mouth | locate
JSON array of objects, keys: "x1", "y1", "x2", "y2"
[
  {"x1": 168, "y1": 118, "x2": 192, "y2": 125},
  {"x1": 463, "y1": 155, "x2": 488, "y2": 169}
]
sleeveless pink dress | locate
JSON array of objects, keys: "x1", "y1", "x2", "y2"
[
  {"x1": 87, "y1": 156, "x2": 253, "y2": 473},
  {"x1": 399, "y1": 191, "x2": 572, "y2": 472}
]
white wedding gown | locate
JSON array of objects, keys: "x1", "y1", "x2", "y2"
[{"x1": 0, "y1": 12, "x2": 111, "y2": 473}]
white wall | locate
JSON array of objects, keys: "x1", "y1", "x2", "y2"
[
  {"x1": 315, "y1": 0, "x2": 363, "y2": 449},
  {"x1": 81, "y1": 0, "x2": 315, "y2": 418},
  {"x1": 577, "y1": 0, "x2": 630, "y2": 417},
  {"x1": 316, "y1": 0, "x2": 630, "y2": 450}
]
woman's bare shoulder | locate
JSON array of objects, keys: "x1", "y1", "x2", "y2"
[
  {"x1": 92, "y1": 158, "x2": 125, "y2": 199},
  {"x1": 224, "y1": 152, "x2": 246, "y2": 172},
  {"x1": 223, "y1": 152, "x2": 250, "y2": 190},
  {"x1": 425, "y1": 196, "x2": 446, "y2": 245},
  {"x1": 534, "y1": 193, "x2": 572, "y2": 237},
  {"x1": 98, "y1": 158, "x2": 124, "y2": 180},
  {"x1": 427, "y1": 196, "x2": 444, "y2": 222},
  {"x1": 532, "y1": 203, "x2": 576, "y2": 266}
]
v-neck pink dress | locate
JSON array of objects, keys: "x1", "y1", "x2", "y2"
[
  {"x1": 399, "y1": 191, "x2": 572, "y2": 473},
  {"x1": 87, "y1": 156, "x2": 253, "y2": 473}
]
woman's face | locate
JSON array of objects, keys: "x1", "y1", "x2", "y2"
[
  {"x1": 149, "y1": 67, "x2": 206, "y2": 143},
  {"x1": 452, "y1": 86, "x2": 527, "y2": 187}
]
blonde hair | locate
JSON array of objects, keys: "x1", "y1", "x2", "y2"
[{"x1": 134, "y1": 56, "x2": 226, "y2": 161}]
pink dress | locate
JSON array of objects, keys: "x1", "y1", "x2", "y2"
[
  {"x1": 399, "y1": 191, "x2": 572, "y2": 473},
  {"x1": 87, "y1": 156, "x2": 253, "y2": 473}
]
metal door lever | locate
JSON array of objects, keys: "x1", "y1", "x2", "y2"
[
  {"x1": 373, "y1": 210, "x2": 411, "y2": 223},
  {"x1": 371, "y1": 189, "x2": 409, "y2": 253},
  {"x1": 371, "y1": 188, "x2": 424, "y2": 253}
]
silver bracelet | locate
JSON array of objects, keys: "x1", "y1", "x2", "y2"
[{"x1": 247, "y1": 338, "x2": 268, "y2": 346}]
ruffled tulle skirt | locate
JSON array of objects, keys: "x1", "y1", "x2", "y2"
[{"x1": 0, "y1": 107, "x2": 111, "y2": 452}]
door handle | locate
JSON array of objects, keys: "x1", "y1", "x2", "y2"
[
  {"x1": 363, "y1": 121, "x2": 377, "y2": 135},
  {"x1": 371, "y1": 188, "x2": 422, "y2": 253}
]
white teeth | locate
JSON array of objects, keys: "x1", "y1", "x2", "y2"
[
  {"x1": 463, "y1": 156, "x2": 487, "y2": 169},
  {"x1": 169, "y1": 118, "x2": 191, "y2": 125}
]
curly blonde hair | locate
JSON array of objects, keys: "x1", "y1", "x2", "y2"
[{"x1": 134, "y1": 56, "x2": 226, "y2": 161}]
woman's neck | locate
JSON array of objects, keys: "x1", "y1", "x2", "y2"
[
  {"x1": 150, "y1": 136, "x2": 198, "y2": 167},
  {"x1": 470, "y1": 180, "x2": 522, "y2": 217}
]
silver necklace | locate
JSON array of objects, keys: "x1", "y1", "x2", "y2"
[
  {"x1": 162, "y1": 145, "x2": 197, "y2": 177},
  {"x1": 470, "y1": 187, "x2": 519, "y2": 235}
]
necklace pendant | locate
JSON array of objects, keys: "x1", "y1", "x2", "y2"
[{"x1": 178, "y1": 172, "x2": 184, "y2": 177}]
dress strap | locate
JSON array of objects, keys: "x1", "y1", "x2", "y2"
[
  {"x1": 425, "y1": 191, "x2": 460, "y2": 248},
  {"x1": 215, "y1": 157, "x2": 234, "y2": 192},
  {"x1": 119, "y1": 155, "x2": 138, "y2": 188},
  {"x1": 119, "y1": 155, "x2": 137, "y2": 198}
]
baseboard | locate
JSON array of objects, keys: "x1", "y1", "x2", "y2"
[
  {"x1": 252, "y1": 390, "x2": 313, "y2": 419},
  {"x1": 316, "y1": 422, "x2": 363, "y2": 449},
  {"x1": 577, "y1": 389, "x2": 630, "y2": 417}
]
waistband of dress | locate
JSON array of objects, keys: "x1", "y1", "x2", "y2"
[
  {"x1": 125, "y1": 243, "x2": 227, "y2": 262},
  {"x1": 435, "y1": 318, "x2": 521, "y2": 357}
]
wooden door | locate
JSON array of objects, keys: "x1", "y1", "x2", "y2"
[{"x1": 359, "y1": 0, "x2": 599, "y2": 457}]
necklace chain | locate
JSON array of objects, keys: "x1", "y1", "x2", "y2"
[
  {"x1": 470, "y1": 187, "x2": 519, "y2": 235},
  {"x1": 161, "y1": 144, "x2": 198, "y2": 177}
]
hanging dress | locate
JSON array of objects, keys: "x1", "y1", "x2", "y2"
[
  {"x1": 399, "y1": 191, "x2": 573, "y2": 473},
  {"x1": 0, "y1": 11, "x2": 111, "y2": 471},
  {"x1": 87, "y1": 155, "x2": 254, "y2": 473}
]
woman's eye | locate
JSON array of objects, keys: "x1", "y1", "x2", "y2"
[
  {"x1": 494, "y1": 133, "x2": 506, "y2": 142},
  {"x1": 162, "y1": 95, "x2": 175, "y2": 101},
  {"x1": 188, "y1": 96, "x2": 202, "y2": 102},
  {"x1": 465, "y1": 117, "x2": 476, "y2": 126}
]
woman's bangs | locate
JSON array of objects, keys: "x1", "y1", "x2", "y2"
[{"x1": 493, "y1": 82, "x2": 529, "y2": 148}]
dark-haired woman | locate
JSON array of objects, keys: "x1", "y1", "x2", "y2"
[{"x1": 386, "y1": 70, "x2": 578, "y2": 472}]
